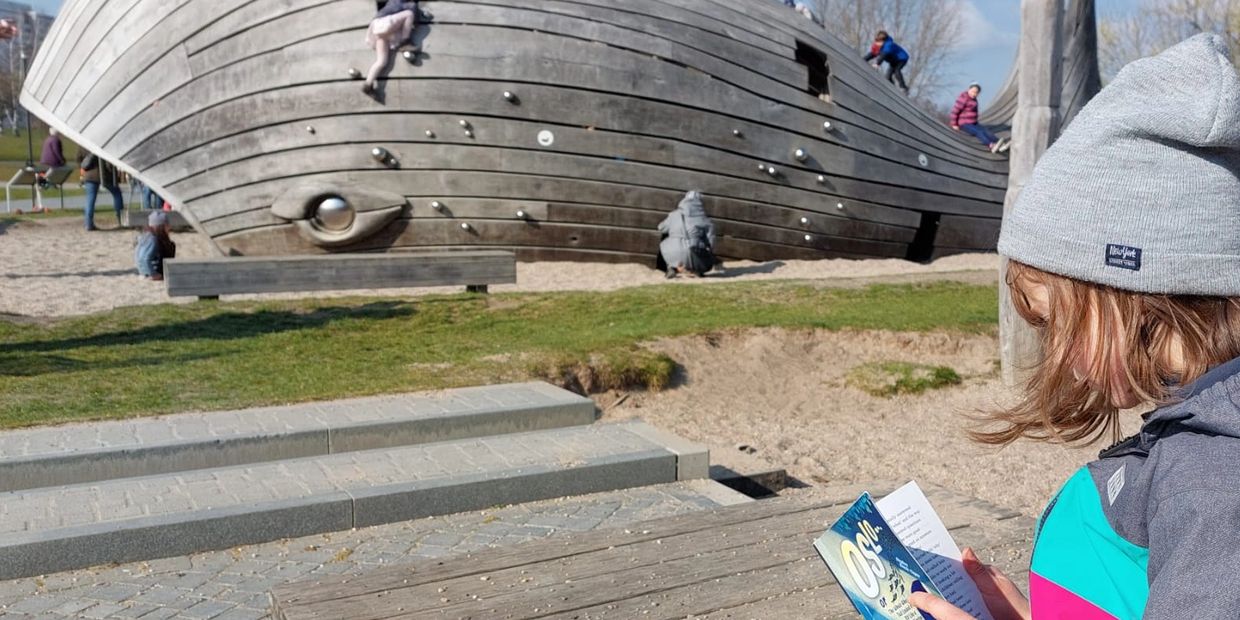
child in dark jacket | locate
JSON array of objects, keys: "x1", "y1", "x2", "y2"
[
  {"x1": 862, "y1": 31, "x2": 909, "y2": 92},
  {"x1": 910, "y1": 35, "x2": 1240, "y2": 620},
  {"x1": 950, "y1": 83, "x2": 1009, "y2": 153},
  {"x1": 135, "y1": 211, "x2": 177, "y2": 281}
]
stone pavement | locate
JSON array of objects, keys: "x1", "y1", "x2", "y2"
[
  {"x1": 0, "y1": 480, "x2": 748, "y2": 619},
  {"x1": 0, "y1": 381, "x2": 593, "y2": 492}
]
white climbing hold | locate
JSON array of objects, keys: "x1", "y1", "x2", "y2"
[
  {"x1": 537, "y1": 130, "x2": 555, "y2": 147},
  {"x1": 431, "y1": 201, "x2": 443, "y2": 210},
  {"x1": 794, "y1": 148, "x2": 808, "y2": 162}
]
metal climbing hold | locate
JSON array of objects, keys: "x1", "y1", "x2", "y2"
[
  {"x1": 800, "y1": 217, "x2": 810, "y2": 225},
  {"x1": 817, "y1": 175, "x2": 826, "y2": 184},
  {"x1": 431, "y1": 201, "x2": 444, "y2": 210},
  {"x1": 425, "y1": 130, "x2": 435, "y2": 138},
  {"x1": 503, "y1": 91, "x2": 517, "y2": 102},
  {"x1": 794, "y1": 148, "x2": 808, "y2": 162},
  {"x1": 822, "y1": 121, "x2": 833, "y2": 131},
  {"x1": 348, "y1": 68, "x2": 362, "y2": 79},
  {"x1": 836, "y1": 202, "x2": 845, "y2": 211}
]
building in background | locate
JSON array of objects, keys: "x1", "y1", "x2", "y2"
[{"x1": 0, "y1": 1, "x2": 53, "y2": 135}]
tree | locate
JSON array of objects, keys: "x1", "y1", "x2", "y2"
[
  {"x1": 1099, "y1": 0, "x2": 1240, "y2": 79},
  {"x1": 821, "y1": 0, "x2": 967, "y2": 102}
]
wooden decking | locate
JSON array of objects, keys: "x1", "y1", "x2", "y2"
[{"x1": 271, "y1": 483, "x2": 1035, "y2": 619}]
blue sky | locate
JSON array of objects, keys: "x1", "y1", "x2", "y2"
[
  {"x1": 28, "y1": 0, "x2": 1140, "y2": 107},
  {"x1": 958, "y1": 0, "x2": 1136, "y2": 105}
]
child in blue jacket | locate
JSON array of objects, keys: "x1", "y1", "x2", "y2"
[
  {"x1": 863, "y1": 31, "x2": 909, "y2": 92},
  {"x1": 908, "y1": 34, "x2": 1240, "y2": 620}
]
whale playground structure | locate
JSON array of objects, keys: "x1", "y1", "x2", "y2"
[{"x1": 21, "y1": 0, "x2": 1099, "y2": 266}]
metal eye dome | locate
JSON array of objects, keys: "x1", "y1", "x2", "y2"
[{"x1": 313, "y1": 196, "x2": 354, "y2": 232}]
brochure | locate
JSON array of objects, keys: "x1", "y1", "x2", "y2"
[{"x1": 812, "y1": 481, "x2": 994, "y2": 620}]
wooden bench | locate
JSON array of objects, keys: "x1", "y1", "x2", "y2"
[{"x1": 165, "y1": 251, "x2": 516, "y2": 300}]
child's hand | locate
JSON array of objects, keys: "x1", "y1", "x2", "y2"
[{"x1": 908, "y1": 548, "x2": 1029, "y2": 620}]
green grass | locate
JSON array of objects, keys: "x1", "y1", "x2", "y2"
[
  {"x1": 0, "y1": 281, "x2": 998, "y2": 428},
  {"x1": 845, "y1": 361, "x2": 964, "y2": 397}
]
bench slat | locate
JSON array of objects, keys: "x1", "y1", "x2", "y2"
[{"x1": 165, "y1": 251, "x2": 516, "y2": 298}]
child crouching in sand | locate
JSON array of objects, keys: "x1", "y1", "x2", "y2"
[
  {"x1": 135, "y1": 211, "x2": 176, "y2": 281},
  {"x1": 911, "y1": 34, "x2": 1240, "y2": 619}
]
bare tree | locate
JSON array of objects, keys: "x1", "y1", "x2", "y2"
[
  {"x1": 822, "y1": 0, "x2": 967, "y2": 101},
  {"x1": 1099, "y1": 0, "x2": 1240, "y2": 79}
]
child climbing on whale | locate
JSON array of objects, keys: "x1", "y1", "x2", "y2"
[{"x1": 363, "y1": 0, "x2": 419, "y2": 96}]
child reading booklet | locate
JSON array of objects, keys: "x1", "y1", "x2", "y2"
[{"x1": 814, "y1": 482, "x2": 992, "y2": 620}]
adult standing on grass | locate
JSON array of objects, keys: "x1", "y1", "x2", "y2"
[
  {"x1": 863, "y1": 31, "x2": 909, "y2": 93},
  {"x1": 78, "y1": 149, "x2": 124, "y2": 231},
  {"x1": 951, "y1": 82, "x2": 1009, "y2": 154},
  {"x1": 910, "y1": 34, "x2": 1240, "y2": 620},
  {"x1": 33, "y1": 128, "x2": 65, "y2": 214}
]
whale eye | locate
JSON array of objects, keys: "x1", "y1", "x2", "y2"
[{"x1": 313, "y1": 196, "x2": 354, "y2": 232}]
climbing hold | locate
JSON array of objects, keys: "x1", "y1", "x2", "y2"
[
  {"x1": 732, "y1": 129, "x2": 743, "y2": 138},
  {"x1": 794, "y1": 148, "x2": 808, "y2": 162},
  {"x1": 800, "y1": 217, "x2": 810, "y2": 226},
  {"x1": 348, "y1": 68, "x2": 362, "y2": 79},
  {"x1": 804, "y1": 234, "x2": 813, "y2": 242},
  {"x1": 431, "y1": 201, "x2": 444, "y2": 211},
  {"x1": 313, "y1": 196, "x2": 354, "y2": 232},
  {"x1": 464, "y1": 129, "x2": 474, "y2": 138},
  {"x1": 305, "y1": 126, "x2": 315, "y2": 134},
  {"x1": 402, "y1": 50, "x2": 416, "y2": 62},
  {"x1": 766, "y1": 166, "x2": 778, "y2": 177},
  {"x1": 371, "y1": 147, "x2": 390, "y2": 163},
  {"x1": 918, "y1": 153, "x2": 930, "y2": 167},
  {"x1": 425, "y1": 130, "x2": 436, "y2": 138},
  {"x1": 822, "y1": 121, "x2": 833, "y2": 132},
  {"x1": 537, "y1": 130, "x2": 556, "y2": 147},
  {"x1": 516, "y1": 210, "x2": 527, "y2": 219},
  {"x1": 757, "y1": 163, "x2": 767, "y2": 172},
  {"x1": 817, "y1": 175, "x2": 826, "y2": 184},
  {"x1": 460, "y1": 222, "x2": 472, "y2": 231},
  {"x1": 459, "y1": 119, "x2": 471, "y2": 128},
  {"x1": 836, "y1": 202, "x2": 845, "y2": 211},
  {"x1": 503, "y1": 91, "x2": 517, "y2": 102}
]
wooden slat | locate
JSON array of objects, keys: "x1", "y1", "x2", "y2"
[
  {"x1": 272, "y1": 483, "x2": 1034, "y2": 620},
  {"x1": 164, "y1": 251, "x2": 516, "y2": 297}
]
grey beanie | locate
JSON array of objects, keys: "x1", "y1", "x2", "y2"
[
  {"x1": 148, "y1": 210, "x2": 168, "y2": 227},
  {"x1": 998, "y1": 33, "x2": 1240, "y2": 296}
]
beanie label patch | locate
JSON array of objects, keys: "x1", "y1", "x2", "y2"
[{"x1": 1105, "y1": 244, "x2": 1142, "y2": 271}]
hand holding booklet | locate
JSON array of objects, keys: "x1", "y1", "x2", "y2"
[{"x1": 813, "y1": 481, "x2": 993, "y2": 620}]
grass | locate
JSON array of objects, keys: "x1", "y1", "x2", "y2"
[
  {"x1": 0, "y1": 126, "x2": 90, "y2": 201},
  {"x1": 845, "y1": 361, "x2": 964, "y2": 397},
  {"x1": 0, "y1": 281, "x2": 999, "y2": 428}
]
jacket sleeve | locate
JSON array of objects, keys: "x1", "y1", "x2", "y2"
[
  {"x1": 950, "y1": 94, "x2": 966, "y2": 126},
  {"x1": 706, "y1": 221, "x2": 716, "y2": 251},
  {"x1": 1144, "y1": 488, "x2": 1240, "y2": 618},
  {"x1": 657, "y1": 214, "x2": 672, "y2": 235}
]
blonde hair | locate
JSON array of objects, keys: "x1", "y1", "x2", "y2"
[{"x1": 975, "y1": 261, "x2": 1240, "y2": 446}]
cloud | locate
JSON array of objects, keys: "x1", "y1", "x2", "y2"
[{"x1": 947, "y1": 0, "x2": 1020, "y2": 52}]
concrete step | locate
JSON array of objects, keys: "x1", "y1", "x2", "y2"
[
  {"x1": 0, "y1": 420, "x2": 707, "y2": 580},
  {"x1": 0, "y1": 382, "x2": 594, "y2": 493}
]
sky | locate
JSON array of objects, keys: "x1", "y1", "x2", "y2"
[
  {"x1": 25, "y1": 0, "x2": 1142, "y2": 108},
  {"x1": 956, "y1": 0, "x2": 1137, "y2": 106}
]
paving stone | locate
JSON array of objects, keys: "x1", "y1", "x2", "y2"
[{"x1": 0, "y1": 481, "x2": 739, "y2": 619}]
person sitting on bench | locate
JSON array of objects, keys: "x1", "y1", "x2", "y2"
[{"x1": 657, "y1": 190, "x2": 717, "y2": 278}]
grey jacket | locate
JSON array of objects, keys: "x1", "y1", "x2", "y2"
[
  {"x1": 657, "y1": 191, "x2": 716, "y2": 272},
  {"x1": 1032, "y1": 355, "x2": 1240, "y2": 618}
]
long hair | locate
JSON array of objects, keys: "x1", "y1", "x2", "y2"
[{"x1": 974, "y1": 261, "x2": 1240, "y2": 446}]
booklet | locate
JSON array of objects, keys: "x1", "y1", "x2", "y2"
[{"x1": 812, "y1": 481, "x2": 994, "y2": 620}]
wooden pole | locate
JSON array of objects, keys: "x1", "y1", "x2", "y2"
[{"x1": 1000, "y1": 0, "x2": 1065, "y2": 386}]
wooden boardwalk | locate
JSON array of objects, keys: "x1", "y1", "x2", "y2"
[{"x1": 271, "y1": 483, "x2": 1035, "y2": 619}]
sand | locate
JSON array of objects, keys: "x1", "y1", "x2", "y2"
[
  {"x1": 600, "y1": 328, "x2": 1140, "y2": 517},
  {"x1": 0, "y1": 217, "x2": 1000, "y2": 318},
  {"x1": 0, "y1": 215, "x2": 1110, "y2": 517}
]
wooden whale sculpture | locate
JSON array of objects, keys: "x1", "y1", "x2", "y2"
[{"x1": 22, "y1": 0, "x2": 1077, "y2": 264}]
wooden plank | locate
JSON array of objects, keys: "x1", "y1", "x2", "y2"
[
  {"x1": 273, "y1": 483, "x2": 1032, "y2": 620},
  {"x1": 164, "y1": 251, "x2": 517, "y2": 297},
  {"x1": 149, "y1": 112, "x2": 1005, "y2": 208},
  {"x1": 273, "y1": 484, "x2": 885, "y2": 609},
  {"x1": 105, "y1": 26, "x2": 1005, "y2": 181}
]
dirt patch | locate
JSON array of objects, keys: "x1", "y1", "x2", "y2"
[{"x1": 600, "y1": 328, "x2": 1138, "y2": 517}]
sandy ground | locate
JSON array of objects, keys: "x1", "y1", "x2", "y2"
[
  {"x1": 0, "y1": 217, "x2": 1000, "y2": 317},
  {"x1": 0, "y1": 216, "x2": 1109, "y2": 518},
  {"x1": 600, "y1": 328, "x2": 1140, "y2": 517}
]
